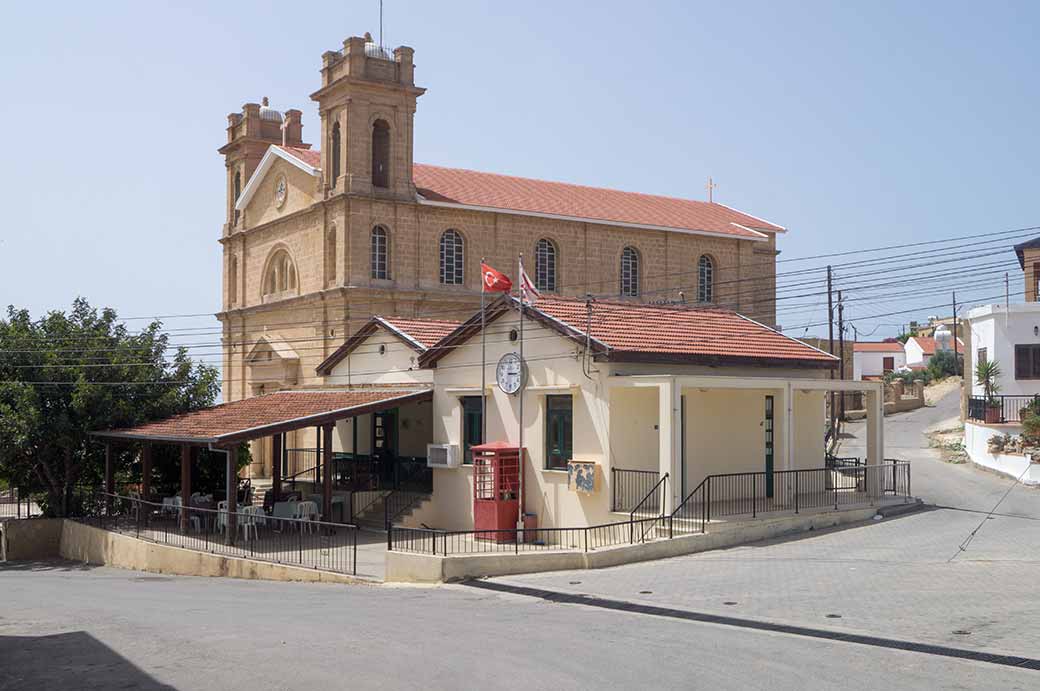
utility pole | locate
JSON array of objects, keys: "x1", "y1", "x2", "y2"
[
  {"x1": 1005, "y1": 272, "x2": 1011, "y2": 329},
  {"x1": 827, "y1": 266, "x2": 835, "y2": 435},
  {"x1": 838, "y1": 291, "x2": 846, "y2": 421},
  {"x1": 952, "y1": 291, "x2": 959, "y2": 377}
]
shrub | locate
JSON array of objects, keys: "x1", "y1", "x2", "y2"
[{"x1": 927, "y1": 350, "x2": 960, "y2": 381}]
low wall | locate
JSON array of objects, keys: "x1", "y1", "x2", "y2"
[
  {"x1": 385, "y1": 504, "x2": 890, "y2": 583},
  {"x1": 22, "y1": 520, "x2": 360, "y2": 584},
  {"x1": 0, "y1": 518, "x2": 63, "y2": 561},
  {"x1": 964, "y1": 421, "x2": 1040, "y2": 485}
]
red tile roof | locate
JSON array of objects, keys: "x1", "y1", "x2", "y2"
[
  {"x1": 909, "y1": 336, "x2": 964, "y2": 355},
  {"x1": 276, "y1": 145, "x2": 321, "y2": 168},
  {"x1": 274, "y1": 147, "x2": 783, "y2": 239},
  {"x1": 315, "y1": 317, "x2": 460, "y2": 375},
  {"x1": 853, "y1": 342, "x2": 905, "y2": 353},
  {"x1": 423, "y1": 297, "x2": 836, "y2": 368},
  {"x1": 93, "y1": 389, "x2": 431, "y2": 444},
  {"x1": 413, "y1": 164, "x2": 782, "y2": 239},
  {"x1": 380, "y1": 317, "x2": 461, "y2": 349}
]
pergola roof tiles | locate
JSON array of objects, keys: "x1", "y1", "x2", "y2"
[{"x1": 91, "y1": 388, "x2": 432, "y2": 446}]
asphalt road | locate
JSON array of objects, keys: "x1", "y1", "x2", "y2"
[
  {"x1": 2, "y1": 388, "x2": 1037, "y2": 690},
  {"x1": 0, "y1": 562, "x2": 1036, "y2": 691}
]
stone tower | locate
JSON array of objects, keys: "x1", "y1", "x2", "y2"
[
  {"x1": 218, "y1": 97, "x2": 307, "y2": 234},
  {"x1": 311, "y1": 34, "x2": 425, "y2": 201}
]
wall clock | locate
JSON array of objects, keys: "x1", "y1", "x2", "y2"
[{"x1": 496, "y1": 352, "x2": 525, "y2": 395}]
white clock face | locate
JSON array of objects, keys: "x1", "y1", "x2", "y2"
[{"x1": 496, "y1": 352, "x2": 524, "y2": 395}]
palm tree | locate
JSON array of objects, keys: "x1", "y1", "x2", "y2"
[{"x1": 975, "y1": 359, "x2": 1002, "y2": 408}]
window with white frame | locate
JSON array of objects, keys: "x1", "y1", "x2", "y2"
[
  {"x1": 620, "y1": 246, "x2": 640, "y2": 297},
  {"x1": 371, "y1": 226, "x2": 389, "y2": 280},
  {"x1": 439, "y1": 229, "x2": 464, "y2": 285},
  {"x1": 534, "y1": 238, "x2": 557, "y2": 292},
  {"x1": 697, "y1": 255, "x2": 715, "y2": 303}
]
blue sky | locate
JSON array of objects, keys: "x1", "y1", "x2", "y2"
[{"x1": 1, "y1": 0, "x2": 1037, "y2": 343}]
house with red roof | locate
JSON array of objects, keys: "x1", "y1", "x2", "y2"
[
  {"x1": 904, "y1": 333, "x2": 964, "y2": 367},
  {"x1": 852, "y1": 341, "x2": 906, "y2": 380}
]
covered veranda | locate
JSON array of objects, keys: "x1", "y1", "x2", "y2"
[{"x1": 89, "y1": 388, "x2": 432, "y2": 579}]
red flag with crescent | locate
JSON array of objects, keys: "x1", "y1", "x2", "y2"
[{"x1": 481, "y1": 262, "x2": 513, "y2": 293}]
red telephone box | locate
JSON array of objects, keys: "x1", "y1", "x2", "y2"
[{"x1": 472, "y1": 442, "x2": 523, "y2": 542}]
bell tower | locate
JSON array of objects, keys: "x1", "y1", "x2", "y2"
[
  {"x1": 218, "y1": 97, "x2": 308, "y2": 234},
  {"x1": 311, "y1": 33, "x2": 425, "y2": 200}
]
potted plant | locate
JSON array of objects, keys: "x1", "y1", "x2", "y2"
[{"x1": 975, "y1": 360, "x2": 1003, "y2": 423}]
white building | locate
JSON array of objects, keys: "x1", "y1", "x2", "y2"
[
  {"x1": 852, "y1": 342, "x2": 906, "y2": 380},
  {"x1": 904, "y1": 334, "x2": 962, "y2": 367},
  {"x1": 961, "y1": 302, "x2": 1040, "y2": 486}
]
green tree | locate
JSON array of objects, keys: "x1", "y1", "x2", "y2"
[
  {"x1": 926, "y1": 349, "x2": 960, "y2": 381},
  {"x1": 974, "y1": 359, "x2": 1002, "y2": 403},
  {"x1": 0, "y1": 299, "x2": 220, "y2": 516}
]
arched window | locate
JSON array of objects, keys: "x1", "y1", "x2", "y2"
[
  {"x1": 371, "y1": 226, "x2": 390, "y2": 280},
  {"x1": 262, "y1": 249, "x2": 298, "y2": 299},
  {"x1": 372, "y1": 119, "x2": 390, "y2": 188},
  {"x1": 697, "y1": 255, "x2": 715, "y2": 303},
  {"x1": 620, "y1": 247, "x2": 640, "y2": 297},
  {"x1": 330, "y1": 122, "x2": 341, "y2": 186},
  {"x1": 325, "y1": 226, "x2": 337, "y2": 287},
  {"x1": 233, "y1": 171, "x2": 241, "y2": 225},
  {"x1": 534, "y1": 238, "x2": 558, "y2": 292},
  {"x1": 439, "y1": 230, "x2": 464, "y2": 285},
  {"x1": 228, "y1": 255, "x2": 238, "y2": 306}
]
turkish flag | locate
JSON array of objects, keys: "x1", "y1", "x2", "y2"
[{"x1": 481, "y1": 262, "x2": 513, "y2": 293}]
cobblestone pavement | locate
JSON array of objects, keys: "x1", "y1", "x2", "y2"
[{"x1": 494, "y1": 389, "x2": 1040, "y2": 661}]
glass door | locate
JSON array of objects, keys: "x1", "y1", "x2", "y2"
[{"x1": 462, "y1": 396, "x2": 483, "y2": 465}]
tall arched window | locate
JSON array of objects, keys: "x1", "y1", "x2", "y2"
[
  {"x1": 228, "y1": 255, "x2": 238, "y2": 306},
  {"x1": 262, "y1": 249, "x2": 298, "y2": 299},
  {"x1": 372, "y1": 119, "x2": 390, "y2": 188},
  {"x1": 371, "y1": 225, "x2": 390, "y2": 280},
  {"x1": 620, "y1": 246, "x2": 640, "y2": 297},
  {"x1": 439, "y1": 230, "x2": 464, "y2": 285},
  {"x1": 534, "y1": 238, "x2": 558, "y2": 292},
  {"x1": 233, "y1": 171, "x2": 241, "y2": 225},
  {"x1": 330, "y1": 122, "x2": 341, "y2": 186},
  {"x1": 325, "y1": 226, "x2": 337, "y2": 287},
  {"x1": 697, "y1": 255, "x2": 715, "y2": 303}
]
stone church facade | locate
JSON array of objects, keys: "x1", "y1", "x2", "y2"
[{"x1": 218, "y1": 34, "x2": 785, "y2": 408}]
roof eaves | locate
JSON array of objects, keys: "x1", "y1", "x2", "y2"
[
  {"x1": 713, "y1": 202, "x2": 787, "y2": 233},
  {"x1": 375, "y1": 317, "x2": 429, "y2": 353}
]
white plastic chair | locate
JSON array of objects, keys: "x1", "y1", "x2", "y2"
[
  {"x1": 238, "y1": 509, "x2": 259, "y2": 541},
  {"x1": 295, "y1": 501, "x2": 318, "y2": 533}
]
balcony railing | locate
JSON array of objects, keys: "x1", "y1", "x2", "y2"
[{"x1": 967, "y1": 395, "x2": 1040, "y2": 424}]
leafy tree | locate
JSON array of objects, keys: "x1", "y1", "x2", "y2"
[
  {"x1": 0, "y1": 299, "x2": 220, "y2": 516},
  {"x1": 926, "y1": 350, "x2": 960, "y2": 381}
]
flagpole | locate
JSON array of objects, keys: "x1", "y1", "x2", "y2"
[
  {"x1": 517, "y1": 253, "x2": 525, "y2": 532},
  {"x1": 480, "y1": 257, "x2": 487, "y2": 447}
]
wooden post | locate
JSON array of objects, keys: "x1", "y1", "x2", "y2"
[
  {"x1": 272, "y1": 434, "x2": 282, "y2": 502},
  {"x1": 180, "y1": 445, "x2": 191, "y2": 532},
  {"x1": 141, "y1": 444, "x2": 153, "y2": 501},
  {"x1": 104, "y1": 443, "x2": 114, "y2": 515},
  {"x1": 323, "y1": 424, "x2": 334, "y2": 522},
  {"x1": 225, "y1": 446, "x2": 237, "y2": 546}
]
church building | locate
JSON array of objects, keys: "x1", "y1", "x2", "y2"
[{"x1": 218, "y1": 33, "x2": 786, "y2": 413}]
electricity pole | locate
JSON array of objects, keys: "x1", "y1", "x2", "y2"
[
  {"x1": 827, "y1": 266, "x2": 835, "y2": 435},
  {"x1": 952, "y1": 291, "x2": 959, "y2": 377},
  {"x1": 838, "y1": 290, "x2": 846, "y2": 420}
]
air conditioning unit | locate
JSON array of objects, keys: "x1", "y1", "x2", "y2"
[{"x1": 427, "y1": 444, "x2": 460, "y2": 469}]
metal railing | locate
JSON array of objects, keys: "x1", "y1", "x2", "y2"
[
  {"x1": 389, "y1": 516, "x2": 668, "y2": 556},
  {"x1": 81, "y1": 492, "x2": 359, "y2": 576},
  {"x1": 389, "y1": 461, "x2": 912, "y2": 556},
  {"x1": 0, "y1": 487, "x2": 41, "y2": 519},
  {"x1": 670, "y1": 461, "x2": 911, "y2": 534},
  {"x1": 967, "y1": 395, "x2": 1040, "y2": 424},
  {"x1": 611, "y1": 468, "x2": 664, "y2": 512}
]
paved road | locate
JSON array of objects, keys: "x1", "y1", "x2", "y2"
[
  {"x1": 494, "y1": 389, "x2": 1040, "y2": 662},
  {"x1": 0, "y1": 562, "x2": 1036, "y2": 690}
]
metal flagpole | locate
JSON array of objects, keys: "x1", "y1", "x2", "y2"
[
  {"x1": 481, "y1": 258, "x2": 487, "y2": 446},
  {"x1": 517, "y1": 254, "x2": 525, "y2": 531}
]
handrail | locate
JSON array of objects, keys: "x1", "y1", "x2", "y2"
[{"x1": 630, "y1": 473, "x2": 668, "y2": 542}]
